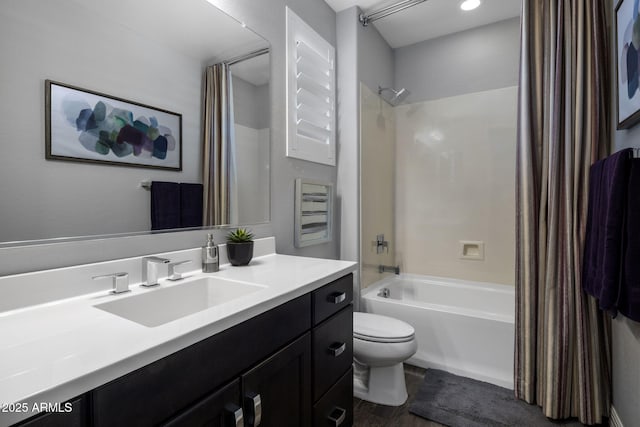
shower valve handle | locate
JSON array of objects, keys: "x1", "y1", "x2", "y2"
[{"x1": 375, "y1": 234, "x2": 389, "y2": 254}]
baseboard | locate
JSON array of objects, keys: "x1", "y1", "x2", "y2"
[{"x1": 610, "y1": 405, "x2": 624, "y2": 427}]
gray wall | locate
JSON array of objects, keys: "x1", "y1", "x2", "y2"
[
  {"x1": 609, "y1": 1, "x2": 640, "y2": 427},
  {"x1": 232, "y1": 76, "x2": 270, "y2": 130},
  {"x1": 357, "y1": 16, "x2": 395, "y2": 94},
  {"x1": 0, "y1": 0, "x2": 203, "y2": 243},
  {"x1": 394, "y1": 17, "x2": 520, "y2": 103},
  {"x1": 611, "y1": 2, "x2": 640, "y2": 423},
  {"x1": 336, "y1": 6, "x2": 360, "y2": 268},
  {"x1": 210, "y1": 0, "x2": 339, "y2": 260},
  {"x1": 255, "y1": 84, "x2": 270, "y2": 130}
]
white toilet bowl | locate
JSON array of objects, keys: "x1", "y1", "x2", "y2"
[{"x1": 353, "y1": 312, "x2": 417, "y2": 406}]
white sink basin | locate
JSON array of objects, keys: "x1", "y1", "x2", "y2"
[{"x1": 94, "y1": 277, "x2": 266, "y2": 327}]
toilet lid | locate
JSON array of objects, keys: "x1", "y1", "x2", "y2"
[{"x1": 353, "y1": 312, "x2": 415, "y2": 343}]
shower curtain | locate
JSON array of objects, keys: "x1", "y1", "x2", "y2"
[
  {"x1": 515, "y1": 1, "x2": 610, "y2": 424},
  {"x1": 202, "y1": 63, "x2": 238, "y2": 226}
]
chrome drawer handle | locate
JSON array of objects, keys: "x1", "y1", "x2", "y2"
[
  {"x1": 328, "y1": 342, "x2": 346, "y2": 357},
  {"x1": 328, "y1": 292, "x2": 346, "y2": 304},
  {"x1": 328, "y1": 407, "x2": 347, "y2": 427},
  {"x1": 224, "y1": 404, "x2": 244, "y2": 427},
  {"x1": 244, "y1": 392, "x2": 262, "y2": 427}
]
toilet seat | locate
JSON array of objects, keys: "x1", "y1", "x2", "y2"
[{"x1": 354, "y1": 312, "x2": 415, "y2": 343}]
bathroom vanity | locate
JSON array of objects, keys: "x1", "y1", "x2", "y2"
[{"x1": 0, "y1": 239, "x2": 356, "y2": 427}]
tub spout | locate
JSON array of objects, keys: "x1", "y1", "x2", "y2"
[{"x1": 379, "y1": 264, "x2": 400, "y2": 275}]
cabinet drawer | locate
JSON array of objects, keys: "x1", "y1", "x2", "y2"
[
  {"x1": 16, "y1": 397, "x2": 86, "y2": 427},
  {"x1": 313, "y1": 368, "x2": 353, "y2": 427},
  {"x1": 312, "y1": 274, "x2": 353, "y2": 325},
  {"x1": 313, "y1": 306, "x2": 353, "y2": 401},
  {"x1": 161, "y1": 379, "x2": 241, "y2": 427}
]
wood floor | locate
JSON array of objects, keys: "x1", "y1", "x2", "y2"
[{"x1": 353, "y1": 365, "x2": 445, "y2": 427}]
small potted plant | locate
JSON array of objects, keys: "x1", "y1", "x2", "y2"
[{"x1": 226, "y1": 228, "x2": 254, "y2": 266}]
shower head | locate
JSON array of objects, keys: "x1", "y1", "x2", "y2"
[{"x1": 378, "y1": 86, "x2": 410, "y2": 105}]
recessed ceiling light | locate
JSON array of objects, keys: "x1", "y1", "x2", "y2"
[{"x1": 460, "y1": 0, "x2": 481, "y2": 11}]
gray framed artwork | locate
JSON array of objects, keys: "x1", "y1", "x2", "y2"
[
  {"x1": 616, "y1": 0, "x2": 640, "y2": 129},
  {"x1": 45, "y1": 80, "x2": 182, "y2": 170}
]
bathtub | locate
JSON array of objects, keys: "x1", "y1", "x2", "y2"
[{"x1": 361, "y1": 274, "x2": 514, "y2": 389}]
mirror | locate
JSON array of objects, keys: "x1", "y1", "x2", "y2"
[
  {"x1": 229, "y1": 52, "x2": 271, "y2": 226},
  {"x1": 0, "y1": 0, "x2": 270, "y2": 245}
]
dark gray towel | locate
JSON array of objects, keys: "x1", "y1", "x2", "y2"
[
  {"x1": 582, "y1": 149, "x2": 632, "y2": 314},
  {"x1": 150, "y1": 181, "x2": 181, "y2": 230},
  {"x1": 180, "y1": 183, "x2": 203, "y2": 228},
  {"x1": 620, "y1": 158, "x2": 640, "y2": 322},
  {"x1": 583, "y1": 159, "x2": 604, "y2": 298}
]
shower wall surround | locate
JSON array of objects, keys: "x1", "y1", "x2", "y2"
[
  {"x1": 395, "y1": 86, "x2": 517, "y2": 285},
  {"x1": 360, "y1": 84, "x2": 396, "y2": 288}
]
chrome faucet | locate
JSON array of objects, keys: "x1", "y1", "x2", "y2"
[
  {"x1": 142, "y1": 256, "x2": 170, "y2": 287},
  {"x1": 378, "y1": 264, "x2": 400, "y2": 275},
  {"x1": 93, "y1": 272, "x2": 130, "y2": 294},
  {"x1": 167, "y1": 260, "x2": 192, "y2": 281}
]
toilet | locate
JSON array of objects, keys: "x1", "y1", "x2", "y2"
[{"x1": 353, "y1": 312, "x2": 418, "y2": 406}]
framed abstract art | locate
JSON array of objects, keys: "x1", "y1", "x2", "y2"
[
  {"x1": 616, "y1": 0, "x2": 640, "y2": 129},
  {"x1": 45, "y1": 80, "x2": 182, "y2": 170}
]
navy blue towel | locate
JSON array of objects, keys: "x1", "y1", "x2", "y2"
[
  {"x1": 151, "y1": 181, "x2": 181, "y2": 230},
  {"x1": 582, "y1": 148, "x2": 633, "y2": 314},
  {"x1": 180, "y1": 183, "x2": 203, "y2": 228},
  {"x1": 619, "y1": 159, "x2": 640, "y2": 322}
]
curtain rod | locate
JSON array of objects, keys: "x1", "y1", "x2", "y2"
[
  {"x1": 225, "y1": 47, "x2": 270, "y2": 66},
  {"x1": 359, "y1": 0, "x2": 428, "y2": 26}
]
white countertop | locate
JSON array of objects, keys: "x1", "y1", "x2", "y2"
[{"x1": 0, "y1": 247, "x2": 356, "y2": 426}]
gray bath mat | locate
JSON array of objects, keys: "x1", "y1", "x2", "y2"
[{"x1": 409, "y1": 370, "x2": 583, "y2": 427}]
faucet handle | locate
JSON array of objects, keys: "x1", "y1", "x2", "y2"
[
  {"x1": 93, "y1": 272, "x2": 130, "y2": 294},
  {"x1": 168, "y1": 260, "x2": 192, "y2": 281}
]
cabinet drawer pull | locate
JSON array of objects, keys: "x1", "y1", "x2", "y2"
[
  {"x1": 328, "y1": 292, "x2": 346, "y2": 304},
  {"x1": 224, "y1": 404, "x2": 244, "y2": 427},
  {"x1": 244, "y1": 392, "x2": 262, "y2": 427},
  {"x1": 328, "y1": 342, "x2": 346, "y2": 357},
  {"x1": 328, "y1": 406, "x2": 347, "y2": 427}
]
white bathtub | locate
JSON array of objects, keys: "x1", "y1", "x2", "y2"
[{"x1": 362, "y1": 274, "x2": 514, "y2": 389}]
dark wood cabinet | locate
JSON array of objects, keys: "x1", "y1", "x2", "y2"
[
  {"x1": 311, "y1": 274, "x2": 354, "y2": 426},
  {"x1": 92, "y1": 294, "x2": 311, "y2": 427},
  {"x1": 312, "y1": 274, "x2": 353, "y2": 325},
  {"x1": 14, "y1": 397, "x2": 87, "y2": 427},
  {"x1": 11, "y1": 274, "x2": 354, "y2": 427},
  {"x1": 241, "y1": 333, "x2": 311, "y2": 427},
  {"x1": 161, "y1": 379, "x2": 242, "y2": 427},
  {"x1": 312, "y1": 307, "x2": 353, "y2": 400},
  {"x1": 314, "y1": 368, "x2": 353, "y2": 427}
]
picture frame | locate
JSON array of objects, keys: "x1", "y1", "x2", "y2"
[
  {"x1": 45, "y1": 80, "x2": 182, "y2": 170},
  {"x1": 615, "y1": 0, "x2": 640, "y2": 129}
]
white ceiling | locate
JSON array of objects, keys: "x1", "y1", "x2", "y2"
[
  {"x1": 75, "y1": 0, "x2": 268, "y2": 64},
  {"x1": 326, "y1": 0, "x2": 521, "y2": 48}
]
